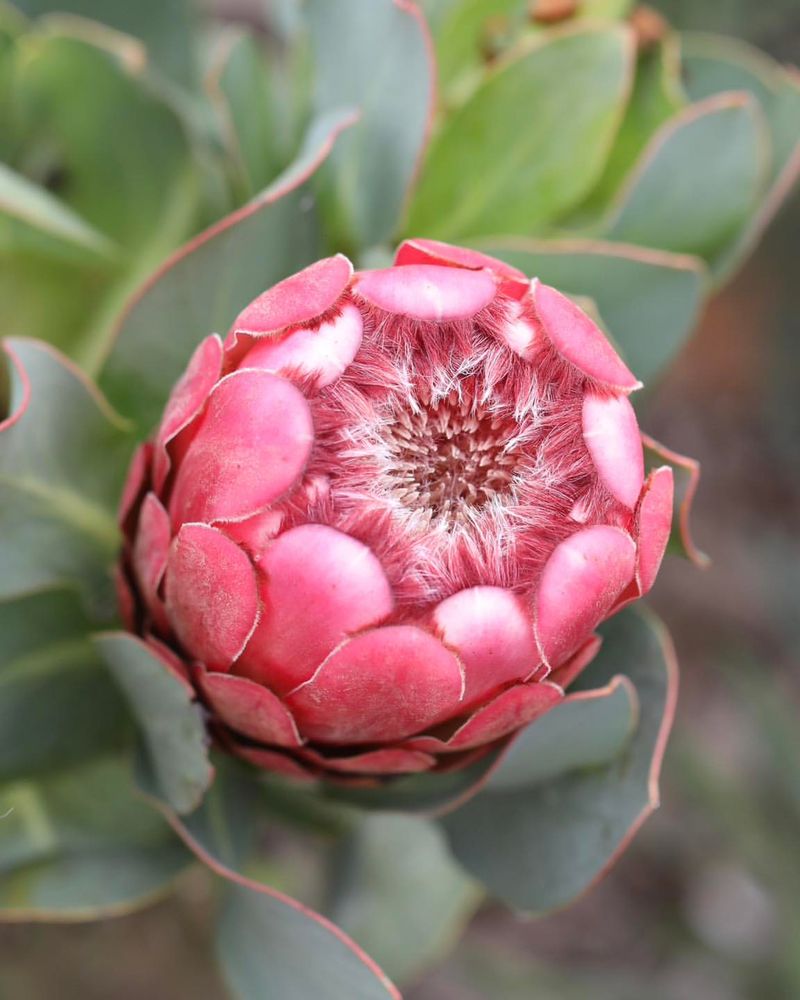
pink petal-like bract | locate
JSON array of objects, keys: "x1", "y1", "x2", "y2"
[
  {"x1": 285, "y1": 626, "x2": 465, "y2": 744},
  {"x1": 433, "y1": 586, "x2": 539, "y2": 708},
  {"x1": 533, "y1": 282, "x2": 640, "y2": 391},
  {"x1": 582, "y1": 392, "x2": 644, "y2": 509},
  {"x1": 164, "y1": 523, "x2": 258, "y2": 671},
  {"x1": 117, "y1": 242, "x2": 680, "y2": 780},
  {"x1": 168, "y1": 369, "x2": 314, "y2": 525},
  {"x1": 230, "y1": 255, "x2": 352, "y2": 337},
  {"x1": 237, "y1": 524, "x2": 394, "y2": 694},
  {"x1": 534, "y1": 525, "x2": 636, "y2": 667},
  {"x1": 354, "y1": 264, "x2": 497, "y2": 320}
]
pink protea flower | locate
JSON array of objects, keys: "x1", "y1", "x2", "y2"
[{"x1": 118, "y1": 239, "x2": 675, "y2": 782}]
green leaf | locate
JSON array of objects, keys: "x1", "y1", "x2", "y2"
[
  {"x1": 475, "y1": 237, "x2": 706, "y2": 382},
  {"x1": 0, "y1": 588, "x2": 130, "y2": 779},
  {"x1": 0, "y1": 755, "x2": 191, "y2": 920},
  {"x1": 488, "y1": 675, "x2": 638, "y2": 791},
  {"x1": 327, "y1": 813, "x2": 481, "y2": 986},
  {"x1": 427, "y1": 0, "x2": 529, "y2": 104},
  {"x1": 603, "y1": 93, "x2": 767, "y2": 266},
  {"x1": 95, "y1": 632, "x2": 213, "y2": 815},
  {"x1": 306, "y1": 0, "x2": 434, "y2": 248},
  {"x1": 12, "y1": 0, "x2": 198, "y2": 87},
  {"x1": 406, "y1": 25, "x2": 634, "y2": 240},
  {"x1": 0, "y1": 338, "x2": 132, "y2": 618},
  {"x1": 140, "y1": 759, "x2": 398, "y2": 999},
  {"x1": 0, "y1": 161, "x2": 115, "y2": 255},
  {"x1": 681, "y1": 32, "x2": 800, "y2": 279},
  {"x1": 11, "y1": 32, "x2": 195, "y2": 253},
  {"x1": 206, "y1": 29, "x2": 295, "y2": 198},
  {"x1": 2, "y1": 28, "x2": 197, "y2": 363},
  {"x1": 440, "y1": 608, "x2": 678, "y2": 913},
  {"x1": 216, "y1": 881, "x2": 399, "y2": 1000},
  {"x1": 583, "y1": 0, "x2": 633, "y2": 16},
  {"x1": 99, "y1": 109, "x2": 357, "y2": 437},
  {"x1": 575, "y1": 34, "x2": 685, "y2": 217},
  {"x1": 0, "y1": 165, "x2": 118, "y2": 363}
]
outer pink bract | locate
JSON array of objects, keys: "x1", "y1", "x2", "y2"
[{"x1": 118, "y1": 239, "x2": 674, "y2": 782}]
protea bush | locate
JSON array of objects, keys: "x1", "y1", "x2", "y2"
[
  {"x1": 118, "y1": 242, "x2": 674, "y2": 783},
  {"x1": 1, "y1": 0, "x2": 797, "y2": 996}
]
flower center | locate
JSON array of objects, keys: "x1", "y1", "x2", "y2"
[{"x1": 384, "y1": 392, "x2": 521, "y2": 525}]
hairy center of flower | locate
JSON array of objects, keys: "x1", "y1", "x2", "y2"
[{"x1": 383, "y1": 392, "x2": 521, "y2": 525}]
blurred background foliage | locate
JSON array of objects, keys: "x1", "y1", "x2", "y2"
[{"x1": 0, "y1": 0, "x2": 798, "y2": 997}]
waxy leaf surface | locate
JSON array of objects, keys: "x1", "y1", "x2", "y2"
[
  {"x1": 441, "y1": 608, "x2": 677, "y2": 913},
  {"x1": 407, "y1": 26, "x2": 634, "y2": 239}
]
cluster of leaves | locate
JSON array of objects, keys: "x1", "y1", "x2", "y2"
[{"x1": 1, "y1": 0, "x2": 798, "y2": 996}]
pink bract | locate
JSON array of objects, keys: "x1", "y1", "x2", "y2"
[{"x1": 118, "y1": 240, "x2": 676, "y2": 782}]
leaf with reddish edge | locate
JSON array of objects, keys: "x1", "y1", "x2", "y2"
[
  {"x1": 642, "y1": 432, "x2": 708, "y2": 567},
  {"x1": 326, "y1": 814, "x2": 481, "y2": 987},
  {"x1": 0, "y1": 338, "x2": 133, "y2": 620},
  {"x1": 406, "y1": 26, "x2": 634, "y2": 240},
  {"x1": 0, "y1": 588, "x2": 130, "y2": 780},
  {"x1": 473, "y1": 238, "x2": 706, "y2": 383},
  {"x1": 681, "y1": 33, "x2": 800, "y2": 282},
  {"x1": 141, "y1": 758, "x2": 400, "y2": 999},
  {"x1": 204, "y1": 28, "x2": 293, "y2": 198},
  {"x1": 440, "y1": 607, "x2": 678, "y2": 914},
  {"x1": 94, "y1": 632, "x2": 213, "y2": 815},
  {"x1": 487, "y1": 676, "x2": 639, "y2": 791},
  {"x1": 0, "y1": 755, "x2": 192, "y2": 922},
  {"x1": 98, "y1": 109, "x2": 358, "y2": 437},
  {"x1": 575, "y1": 33, "x2": 685, "y2": 218},
  {"x1": 306, "y1": 0, "x2": 435, "y2": 248},
  {"x1": 217, "y1": 883, "x2": 399, "y2": 1000},
  {"x1": 603, "y1": 93, "x2": 768, "y2": 267}
]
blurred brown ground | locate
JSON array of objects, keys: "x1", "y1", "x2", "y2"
[{"x1": 1, "y1": 2, "x2": 798, "y2": 998}]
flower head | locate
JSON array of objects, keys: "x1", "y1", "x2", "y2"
[{"x1": 118, "y1": 239, "x2": 674, "y2": 780}]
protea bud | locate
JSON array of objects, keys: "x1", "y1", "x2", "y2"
[{"x1": 117, "y1": 239, "x2": 674, "y2": 781}]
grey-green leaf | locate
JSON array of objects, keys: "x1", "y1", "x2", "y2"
[
  {"x1": 95, "y1": 632, "x2": 213, "y2": 815},
  {"x1": 0, "y1": 588, "x2": 130, "y2": 779},
  {"x1": 0, "y1": 161, "x2": 115, "y2": 256},
  {"x1": 406, "y1": 26, "x2": 634, "y2": 240},
  {"x1": 488, "y1": 675, "x2": 638, "y2": 791},
  {"x1": 306, "y1": 0, "x2": 434, "y2": 248},
  {"x1": 441, "y1": 608, "x2": 677, "y2": 914},
  {"x1": 148, "y1": 760, "x2": 399, "y2": 999},
  {"x1": 574, "y1": 34, "x2": 685, "y2": 218},
  {"x1": 327, "y1": 813, "x2": 481, "y2": 986},
  {"x1": 207, "y1": 29, "x2": 292, "y2": 198},
  {"x1": 0, "y1": 338, "x2": 132, "y2": 618},
  {"x1": 13, "y1": 0, "x2": 198, "y2": 87},
  {"x1": 603, "y1": 93, "x2": 767, "y2": 266},
  {"x1": 216, "y1": 881, "x2": 399, "y2": 1000},
  {"x1": 680, "y1": 32, "x2": 800, "y2": 280},
  {"x1": 0, "y1": 755, "x2": 191, "y2": 920}
]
